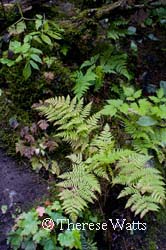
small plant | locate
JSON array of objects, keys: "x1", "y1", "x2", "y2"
[
  {"x1": 0, "y1": 13, "x2": 63, "y2": 80},
  {"x1": 8, "y1": 201, "x2": 83, "y2": 250},
  {"x1": 73, "y1": 46, "x2": 132, "y2": 99},
  {"x1": 107, "y1": 19, "x2": 129, "y2": 40},
  {"x1": 16, "y1": 120, "x2": 59, "y2": 174},
  {"x1": 101, "y1": 85, "x2": 166, "y2": 163}
]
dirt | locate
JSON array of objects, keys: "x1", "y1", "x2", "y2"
[{"x1": 0, "y1": 150, "x2": 49, "y2": 250}]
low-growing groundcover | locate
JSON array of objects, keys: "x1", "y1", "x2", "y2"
[{"x1": 0, "y1": 0, "x2": 166, "y2": 249}]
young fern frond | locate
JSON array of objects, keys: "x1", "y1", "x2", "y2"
[
  {"x1": 107, "y1": 19, "x2": 128, "y2": 41},
  {"x1": 73, "y1": 69, "x2": 96, "y2": 99}
]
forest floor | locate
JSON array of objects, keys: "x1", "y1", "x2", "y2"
[{"x1": 0, "y1": 150, "x2": 49, "y2": 250}]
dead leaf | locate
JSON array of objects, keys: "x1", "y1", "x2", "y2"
[{"x1": 38, "y1": 120, "x2": 49, "y2": 130}]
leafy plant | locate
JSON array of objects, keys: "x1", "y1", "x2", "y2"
[
  {"x1": 16, "y1": 120, "x2": 60, "y2": 174},
  {"x1": 101, "y1": 86, "x2": 166, "y2": 163},
  {"x1": 113, "y1": 153, "x2": 165, "y2": 218},
  {"x1": 107, "y1": 19, "x2": 129, "y2": 40},
  {"x1": 34, "y1": 95, "x2": 165, "y2": 219},
  {"x1": 8, "y1": 201, "x2": 82, "y2": 250},
  {"x1": 73, "y1": 46, "x2": 132, "y2": 98},
  {"x1": 0, "y1": 15, "x2": 63, "y2": 80}
]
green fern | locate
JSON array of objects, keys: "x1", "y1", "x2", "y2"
[
  {"x1": 35, "y1": 95, "x2": 165, "y2": 219},
  {"x1": 73, "y1": 45, "x2": 131, "y2": 98},
  {"x1": 57, "y1": 162, "x2": 101, "y2": 221},
  {"x1": 73, "y1": 68, "x2": 97, "y2": 99},
  {"x1": 113, "y1": 153, "x2": 166, "y2": 218},
  {"x1": 107, "y1": 19, "x2": 128, "y2": 40},
  {"x1": 100, "y1": 52, "x2": 131, "y2": 81},
  {"x1": 35, "y1": 96, "x2": 101, "y2": 151}
]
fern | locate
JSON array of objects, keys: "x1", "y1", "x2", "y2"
[
  {"x1": 57, "y1": 162, "x2": 101, "y2": 221},
  {"x1": 113, "y1": 153, "x2": 166, "y2": 218},
  {"x1": 107, "y1": 19, "x2": 129, "y2": 40},
  {"x1": 100, "y1": 53, "x2": 131, "y2": 81},
  {"x1": 73, "y1": 68, "x2": 96, "y2": 99},
  {"x1": 73, "y1": 45, "x2": 131, "y2": 98},
  {"x1": 35, "y1": 96, "x2": 101, "y2": 151},
  {"x1": 35, "y1": 95, "x2": 165, "y2": 219}
]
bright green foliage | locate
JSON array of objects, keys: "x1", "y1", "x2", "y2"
[
  {"x1": 73, "y1": 46, "x2": 131, "y2": 98},
  {"x1": 36, "y1": 96, "x2": 101, "y2": 151},
  {"x1": 57, "y1": 161, "x2": 101, "y2": 221},
  {"x1": 73, "y1": 68, "x2": 97, "y2": 99},
  {"x1": 0, "y1": 15, "x2": 63, "y2": 80},
  {"x1": 58, "y1": 229, "x2": 81, "y2": 249},
  {"x1": 8, "y1": 201, "x2": 82, "y2": 250},
  {"x1": 102, "y1": 86, "x2": 166, "y2": 162},
  {"x1": 35, "y1": 95, "x2": 165, "y2": 219},
  {"x1": 113, "y1": 153, "x2": 165, "y2": 218}
]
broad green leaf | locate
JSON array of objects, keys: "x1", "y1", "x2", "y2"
[
  {"x1": 159, "y1": 105, "x2": 166, "y2": 118},
  {"x1": 47, "y1": 31, "x2": 62, "y2": 40},
  {"x1": 42, "y1": 236, "x2": 57, "y2": 250},
  {"x1": 30, "y1": 54, "x2": 42, "y2": 63},
  {"x1": 24, "y1": 34, "x2": 33, "y2": 43},
  {"x1": 133, "y1": 90, "x2": 142, "y2": 99},
  {"x1": 136, "y1": 116, "x2": 157, "y2": 126},
  {"x1": 24, "y1": 241, "x2": 36, "y2": 250},
  {"x1": 1, "y1": 205, "x2": 8, "y2": 214},
  {"x1": 160, "y1": 129, "x2": 166, "y2": 146},
  {"x1": 15, "y1": 55, "x2": 23, "y2": 63},
  {"x1": 0, "y1": 58, "x2": 15, "y2": 67},
  {"x1": 100, "y1": 105, "x2": 117, "y2": 116},
  {"x1": 23, "y1": 63, "x2": 32, "y2": 80},
  {"x1": 43, "y1": 21, "x2": 49, "y2": 31},
  {"x1": 21, "y1": 43, "x2": 31, "y2": 54},
  {"x1": 31, "y1": 47, "x2": 43, "y2": 54},
  {"x1": 9, "y1": 41, "x2": 21, "y2": 53},
  {"x1": 41, "y1": 34, "x2": 52, "y2": 45},
  {"x1": 30, "y1": 60, "x2": 40, "y2": 70},
  {"x1": 149, "y1": 96, "x2": 160, "y2": 103},
  {"x1": 33, "y1": 229, "x2": 50, "y2": 243},
  {"x1": 157, "y1": 88, "x2": 164, "y2": 99},
  {"x1": 33, "y1": 35, "x2": 43, "y2": 44},
  {"x1": 58, "y1": 230, "x2": 81, "y2": 249},
  {"x1": 122, "y1": 86, "x2": 134, "y2": 97},
  {"x1": 16, "y1": 21, "x2": 26, "y2": 34},
  {"x1": 35, "y1": 19, "x2": 42, "y2": 30},
  {"x1": 20, "y1": 213, "x2": 39, "y2": 236}
]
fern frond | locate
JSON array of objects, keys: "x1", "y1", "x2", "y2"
[
  {"x1": 73, "y1": 69, "x2": 96, "y2": 99},
  {"x1": 107, "y1": 19, "x2": 128, "y2": 41},
  {"x1": 114, "y1": 153, "x2": 166, "y2": 217},
  {"x1": 57, "y1": 163, "x2": 101, "y2": 220},
  {"x1": 35, "y1": 95, "x2": 101, "y2": 151}
]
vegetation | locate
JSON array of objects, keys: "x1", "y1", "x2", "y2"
[{"x1": 0, "y1": 0, "x2": 166, "y2": 249}]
